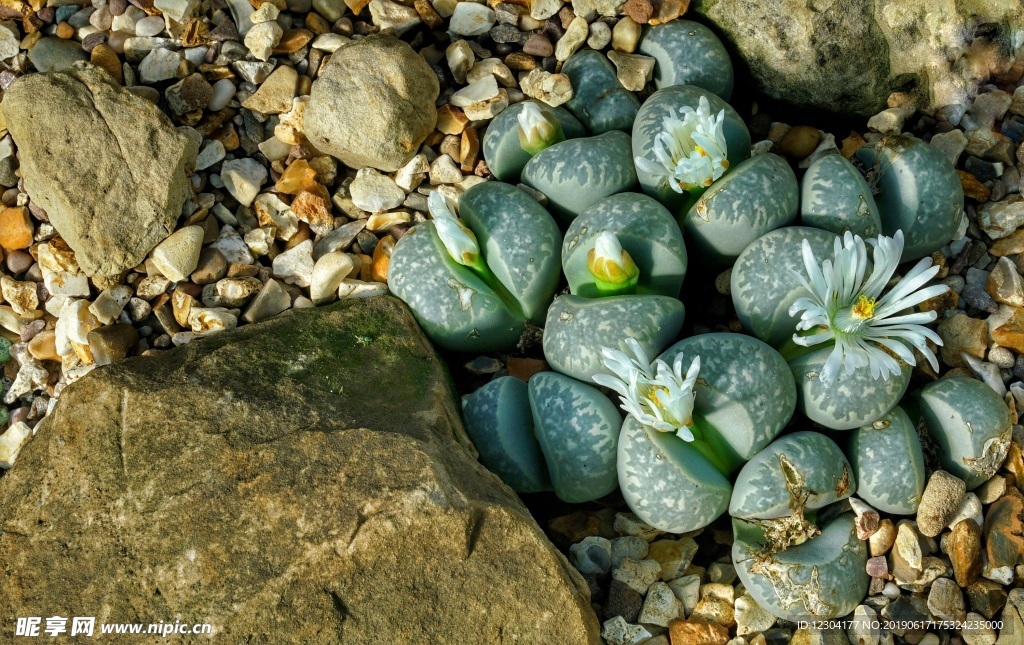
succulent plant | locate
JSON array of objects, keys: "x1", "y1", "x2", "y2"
[
  {"x1": 562, "y1": 50, "x2": 641, "y2": 135},
  {"x1": 613, "y1": 333, "x2": 796, "y2": 533},
  {"x1": 562, "y1": 192, "x2": 688, "y2": 298},
  {"x1": 387, "y1": 181, "x2": 561, "y2": 352},
  {"x1": 462, "y1": 372, "x2": 621, "y2": 503},
  {"x1": 632, "y1": 85, "x2": 751, "y2": 216},
  {"x1": 481, "y1": 100, "x2": 587, "y2": 182},
  {"x1": 636, "y1": 20, "x2": 735, "y2": 99},
  {"x1": 521, "y1": 130, "x2": 638, "y2": 226},
  {"x1": 801, "y1": 153, "x2": 882, "y2": 238},
  {"x1": 907, "y1": 376, "x2": 1013, "y2": 490},
  {"x1": 845, "y1": 406, "x2": 926, "y2": 514},
  {"x1": 853, "y1": 134, "x2": 964, "y2": 261},
  {"x1": 682, "y1": 152, "x2": 798, "y2": 268}
]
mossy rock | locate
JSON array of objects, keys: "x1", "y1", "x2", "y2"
[
  {"x1": 853, "y1": 135, "x2": 963, "y2": 261},
  {"x1": 909, "y1": 377, "x2": 1013, "y2": 490},
  {"x1": 683, "y1": 153, "x2": 798, "y2": 268},
  {"x1": 543, "y1": 293, "x2": 685, "y2": 383},
  {"x1": 562, "y1": 50, "x2": 640, "y2": 134},
  {"x1": 801, "y1": 153, "x2": 881, "y2": 238},
  {"x1": 632, "y1": 85, "x2": 751, "y2": 215},
  {"x1": 481, "y1": 100, "x2": 587, "y2": 182},
  {"x1": 731, "y1": 226, "x2": 838, "y2": 348},
  {"x1": 522, "y1": 131, "x2": 638, "y2": 226},
  {"x1": 788, "y1": 345, "x2": 912, "y2": 431},
  {"x1": 636, "y1": 20, "x2": 734, "y2": 99},
  {"x1": 845, "y1": 406, "x2": 925, "y2": 515},
  {"x1": 562, "y1": 192, "x2": 687, "y2": 298}
]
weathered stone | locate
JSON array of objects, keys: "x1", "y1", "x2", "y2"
[
  {"x1": 938, "y1": 313, "x2": 989, "y2": 367},
  {"x1": 950, "y1": 518, "x2": 984, "y2": 587},
  {"x1": 984, "y1": 490, "x2": 1024, "y2": 575},
  {"x1": 3, "y1": 63, "x2": 197, "y2": 278},
  {"x1": 690, "y1": 0, "x2": 1024, "y2": 117},
  {"x1": 305, "y1": 35, "x2": 439, "y2": 172},
  {"x1": 917, "y1": 470, "x2": 966, "y2": 537},
  {"x1": 0, "y1": 298, "x2": 600, "y2": 643},
  {"x1": 667, "y1": 618, "x2": 729, "y2": 645}
]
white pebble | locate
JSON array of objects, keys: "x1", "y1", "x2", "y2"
[
  {"x1": 450, "y1": 74, "x2": 499, "y2": 107},
  {"x1": 208, "y1": 78, "x2": 236, "y2": 111},
  {"x1": 244, "y1": 20, "x2": 283, "y2": 62},
  {"x1": 138, "y1": 47, "x2": 181, "y2": 83},
  {"x1": 220, "y1": 158, "x2": 267, "y2": 207},
  {"x1": 154, "y1": 0, "x2": 198, "y2": 23},
  {"x1": 350, "y1": 168, "x2": 405, "y2": 212},
  {"x1": 151, "y1": 226, "x2": 204, "y2": 282},
  {"x1": 448, "y1": 2, "x2": 495, "y2": 36},
  {"x1": 310, "y1": 252, "x2": 355, "y2": 304},
  {"x1": 135, "y1": 15, "x2": 166, "y2": 37},
  {"x1": 0, "y1": 422, "x2": 32, "y2": 469},
  {"x1": 195, "y1": 140, "x2": 226, "y2": 171},
  {"x1": 272, "y1": 239, "x2": 314, "y2": 288},
  {"x1": 337, "y1": 280, "x2": 388, "y2": 299}
]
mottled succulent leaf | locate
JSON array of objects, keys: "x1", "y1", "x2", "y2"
[
  {"x1": 733, "y1": 514, "x2": 869, "y2": 621},
  {"x1": 660, "y1": 333, "x2": 796, "y2": 463},
  {"x1": 683, "y1": 153, "x2": 798, "y2": 268},
  {"x1": 458, "y1": 181, "x2": 562, "y2": 324},
  {"x1": 543, "y1": 294, "x2": 685, "y2": 383},
  {"x1": 618, "y1": 416, "x2": 732, "y2": 533},
  {"x1": 910, "y1": 377, "x2": 1013, "y2": 490},
  {"x1": 563, "y1": 192, "x2": 687, "y2": 298},
  {"x1": 731, "y1": 226, "x2": 839, "y2": 348},
  {"x1": 845, "y1": 406, "x2": 925, "y2": 515},
  {"x1": 801, "y1": 153, "x2": 882, "y2": 238},
  {"x1": 387, "y1": 223, "x2": 524, "y2": 352},
  {"x1": 729, "y1": 431, "x2": 855, "y2": 520},
  {"x1": 481, "y1": 100, "x2": 587, "y2": 182},
  {"x1": 853, "y1": 135, "x2": 964, "y2": 261},
  {"x1": 562, "y1": 50, "x2": 641, "y2": 134},
  {"x1": 522, "y1": 131, "x2": 638, "y2": 226},
  {"x1": 788, "y1": 345, "x2": 911, "y2": 431},
  {"x1": 637, "y1": 20, "x2": 735, "y2": 99},
  {"x1": 462, "y1": 376, "x2": 552, "y2": 493},
  {"x1": 528, "y1": 372, "x2": 621, "y2": 503}
]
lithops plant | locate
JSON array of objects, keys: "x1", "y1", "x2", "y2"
[
  {"x1": 632, "y1": 85, "x2": 751, "y2": 216},
  {"x1": 462, "y1": 372, "x2": 621, "y2": 503},
  {"x1": 606, "y1": 333, "x2": 797, "y2": 533},
  {"x1": 387, "y1": 181, "x2": 561, "y2": 352},
  {"x1": 801, "y1": 153, "x2": 882, "y2": 238},
  {"x1": 733, "y1": 513, "x2": 869, "y2": 622},
  {"x1": 784, "y1": 230, "x2": 948, "y2": 430},
  {"x1": 907, "y1": 377, "x2": 1013, "y2": 490},
  {"x1": 845, "y1": 406, "x2": 926, "y2": 515},
  {"x1": 562, "y1": 192, "x2": 688, "y2": 298},
  {"x1": 731, "y1": 226, "x2": 838, "y2": 348},
  {"x1": 636, "y1": 20, "x2": 735, "y2": 99},
  {"x1": 521, "y1": 130, "x2": 638, "y2": 226},
  {"x1": 562, "y1": 50, "x2": 640, "y2": 135},
  {"x1": 481, "y1": 100, "x2": 587, "y2": 182},
  {"x1": 854, "y1": 134, "x2": 964, "y2": 261},
  {"x1": 682, "y1": 152, "x2": 798, "y2": 268}
]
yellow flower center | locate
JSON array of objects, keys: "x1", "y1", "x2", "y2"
[
  {"x1": 852, "y1": 294, "x2": 877, "y2": 319},
  {"x1": 695, "y1": 145, "x2": 707, "y2": 157}
]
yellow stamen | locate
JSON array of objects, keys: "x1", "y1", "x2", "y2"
[
  {"x1": 695, "y1": 145, "x2": 707, "y2": 157},
  {"x1": 852, "y1": 294, "x2": 877, "y2": 319}
]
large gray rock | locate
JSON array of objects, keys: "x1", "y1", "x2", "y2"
[
  {"x1": 2, "y1": 63, "x2": 197, "y2": 278},
  {"x1": 691, "y1": 0, "x2": 1024, "y2": 117},
  {"x1": 305, "y1": 35, "x2": 439, "y2": 172},
  {"x1": 0, "y1": 297, "x2": 600, "y2": 644}
]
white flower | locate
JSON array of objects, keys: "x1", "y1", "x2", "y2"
[
  {"x1": 593, "y1": 338, "x2": 701, "y2": 442},
  {"x1": 634, "y1": 95, "x2": 729, "y2": 192},
  {"x1": 428, "y1": 190, "x2": 480, "y2": 267},
  {"x1": 588, "y1": 231, "x2": 639, "y2": 286},
  {"x1": 517, "y1": 102, "x2": 562, "y2": 154},
  {"x1": 789, "y1": 230, "x2": 948, "y2": 385}
]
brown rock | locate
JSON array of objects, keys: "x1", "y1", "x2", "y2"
[
  {"x1": 983, "y1": 489, "x2": 1024, "y2": 571},
  {"x1": 959, "y1": 170, "x2": 992, "y2": 202},
  {"x1": 291, "y1": 187, "x2": 334, "y2": 231},
  {"x1": 0, "y1": 298, "x2": 601, "y2": 644},
  {"x1": 27, "y1": 329, "x2": 58, "y2": 362},
  {"x1": 548, "y1": 510, "x2": 616, "y2": 549},
  {"x1": 992, "y1": 306, "x2": 1024, "y2": 353},
  {"x1": 648, "y1": 0, "x2": 688, "y2": 25},
  {"x1": 916, "y1": 470, "x2": 966, "y2": 537},
  {"x1": 523, "y1": 33, "x2": 554, "y2": 57},
  {"x1": 668, "y1": 618, "x2": 729, "y2": 645},
  {"x1": 937, "y1": 313, "x2": 989, "y2": 367},
  {"x1": 437, "y1": 104, "x2": 469, "y2": 135},
  {"x1": 991, "y1": 229, "x2": 1024, "y2": 257},
  {"x1": 623, "y1": 0, "x2": 653, "y2": 23},
  {"x1": 414, "y1": 0, "x2": 443, "y2": 29},
  {"x1": 86, "y1": 323, "x2": 139, "y2": 366},
  {"x1": 505, "y1": 51, "x2": 537, "y2": 71},
  {"x1": 89, "y1": 44, "x2": 123, "y2": 84},
  {"x1": 989, "y1": 256, "x2": 1024, "y2": 307},
  {"x1": 949, "y1": 518, "x2": 983, "y2": 587},
  {"x1": 191, "y1": 248, "x2": 228, "y2": 285},
  {"x1": 273, "y1": 28, "x2": 313, "y2": 54},
  {"x1": 507, "y1": 357, "x2": 548, "y2": 381},
  {"x1": 778, "y1": 125, "x2": 821, "y2": 160},
  {"x1": 967, "y1": 579, "x2": 1008, "y2": 619},
  {"x1": 0, "y1": 206, "x2": 33, "y2": 250}
]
